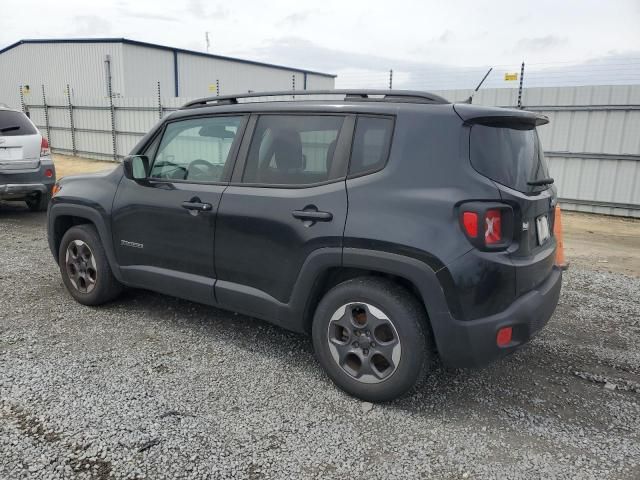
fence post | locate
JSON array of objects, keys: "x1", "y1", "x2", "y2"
[
  {"x1": 389, "y1": 69, "x2": 393, "y2": 90},
  {"x1": 517, "y1": 61, "x2": 525, "y2": 109},
  {"x1": 66, "y1": 84, "x2": 77, "y2": 156},
  {"x1": 41, "y1": 85, "x2": 51, "y2": 147},
  {"x1": 107, "y1": 73, "x2": 117, "y2": 162},
  {"x1": 19, "y1": 85, "x2": 26, "y2": 113},
  {"x1": 157, "y1": 81, "x2": 162, "y2": 120}
]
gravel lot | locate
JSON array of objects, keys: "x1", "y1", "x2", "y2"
[{"x1": 1, "y1": 204, "x2": 639, "y2": 480}]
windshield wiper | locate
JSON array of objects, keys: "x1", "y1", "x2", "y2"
[
  {"x1": 0, "y1": 125, "x2": 20, "y2": 133},
  {"x1": 527, "y1": 177, "x2": 554, "y2": 186}
]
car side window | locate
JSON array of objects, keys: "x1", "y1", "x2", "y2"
[
  {"x1": 149, "y1": 116, "x2": 243, "y2": 182},
  {"x1": 348, "y1": 116, "x2": 394, "y2": 177},
  {"x1": 242, "y1": 115, "x2": 345, "y2": 185}
]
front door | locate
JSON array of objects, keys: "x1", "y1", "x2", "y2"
[
  {"x1": 111, "y1": 114, "x2": 247, "y2": 304},
  {"x1": 214, "y1": 113, "x2": 353, "y2": 324}
]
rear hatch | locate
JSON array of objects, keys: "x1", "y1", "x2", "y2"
[
  {"x1": 0, "y1": 109, "x2": 41, "y2": 171},
  {"x1": 456, "y1": 104, "x2": 557, "y2": 296}
]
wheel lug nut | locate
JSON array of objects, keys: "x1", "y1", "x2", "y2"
[
  {"x1": 371, "y1": 342, "x2": 376, "y2": 347},
  {"x1": 363, "y1": 349, "x2": 369, "y2": 355},
  {"x1": 353, "y1": 342, "x2": 359, "y2": 348}
]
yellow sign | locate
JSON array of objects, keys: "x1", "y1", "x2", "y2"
[{"x1": 504, "y1": 73, "x2": 518, "y2": 81}]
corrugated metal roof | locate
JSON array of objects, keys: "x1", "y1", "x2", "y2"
[{"x1": 0, "y1": 38, "x2": 337, "y2": 78}]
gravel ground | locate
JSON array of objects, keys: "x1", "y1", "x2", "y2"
[{"x1": 1, "y1": 205, "x2": 639, "y2": 480}]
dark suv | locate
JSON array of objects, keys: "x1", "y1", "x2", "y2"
[{"x1": 47, "y1": 90, "x2": 562, "y2": 402}]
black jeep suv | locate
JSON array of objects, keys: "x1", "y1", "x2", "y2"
[{"x1": 47, "y1": 90, "x2": 562, "y2": 401}]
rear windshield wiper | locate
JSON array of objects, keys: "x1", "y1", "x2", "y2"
[
  {"x1": 527, "y1": 177, "x2": 554, "y2": 186},
  {"x1": 0, "y1": 125, "x2": 20, "y2": 133}
]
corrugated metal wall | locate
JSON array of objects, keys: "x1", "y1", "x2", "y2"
[
  {"x1": 434, "y1": 85, "x2": 640, "y2": 217},
  {"x1": 0, "y1": 41, "x2": 336, "y2": 109},
  {"x1": 0, "y1": 43, "x2": 125, "y2": 108}
]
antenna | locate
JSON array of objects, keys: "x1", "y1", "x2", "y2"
[
  {"x1": 205, "y1": 32, "x2": 210, "y2": 53},
  {"x1": 465, "y1": 67, "x2": 492, "y2": 104}
]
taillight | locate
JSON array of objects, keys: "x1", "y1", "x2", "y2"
[
  {"x1": 44, "y1": 169, "x2": 53, "y2": 178},
  {"x1": 484, "y1": 209, "x2": 502, "y2": 244},
  {"x1": 52, "y1": 183, "x2": 61, "y2": 196},
  {"x1": 460, "y1": 203, "x2": 513, "y2": 250},
  {"x1": 462, "y1": 212, "x2": 478, "y2": 237},
  {"x1": 40, "y1": 136, "x2": 50, "y2": 157}
]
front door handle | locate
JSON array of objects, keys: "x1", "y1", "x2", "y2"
[
  {"x1": 182, "y1": 201, "x2": 213, "y2": 212},
  {"x1": 292, "y1": 210, "x2": 333, "y2": 222}
]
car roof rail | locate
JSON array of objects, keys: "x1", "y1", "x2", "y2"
[{"x1": 181, "y1": 89, "x2": 449, "y2": 108}]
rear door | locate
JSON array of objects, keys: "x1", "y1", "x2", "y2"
[
  {"x1": 0, "y1": 109, "x2": 41, "y2": 171},
  {"x1": 468, "y1": 121, "x2": 557, "y2": 295},
  {"x1": 214, "y1": 113, "x2": 353, "y2": 319},
  {"x1": 111, "y1": 114, "x2": 247, "y2": 304}
]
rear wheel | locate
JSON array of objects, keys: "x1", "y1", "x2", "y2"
[
  {"x1": 58, "y1": 224, "x2": 122, "y2": 305},
  {"x1": 312, "y1": 277, "x2": 431, "y2": 402},
  {"x1": 26, "y1": 191, "x2": 51, "y2": 212}
]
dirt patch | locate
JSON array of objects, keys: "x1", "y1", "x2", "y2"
[
  {"x1": 562, "y1": 210, "x2": 640, "y2": 277},
  {"x1": 53, "y1": 154, "x2": 116, "y2": 178}
]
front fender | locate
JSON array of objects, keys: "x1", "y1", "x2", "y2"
[{"x1": 47, "y1": 202, "x2": 122, "y2": 281}]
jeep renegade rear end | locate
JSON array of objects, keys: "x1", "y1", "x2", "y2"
[{"x1": 47, "y1": 90, "x2": 562, "y2": 402}]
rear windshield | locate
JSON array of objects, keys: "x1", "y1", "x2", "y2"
[
  {"x1": 470, "y1": 124, "x2": 550, "y2": 194},
  {"x1": 0, "y1": 110, "x2": 37, "y2": 136}
]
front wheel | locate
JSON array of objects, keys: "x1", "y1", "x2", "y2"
[
  {"x1": 312, "y1": 277, "x2": 431, "y2": 402},
  {"x1": 58, "y1": 224, "x2": 122, "y2": 305}
]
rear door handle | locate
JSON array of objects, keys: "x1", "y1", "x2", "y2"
[
  {"x1": 292, "y1": 210, "x2": 333, "y2": 221},
  {"x1": 182, "y1": 201, "x2": 213, "y2": 212}
]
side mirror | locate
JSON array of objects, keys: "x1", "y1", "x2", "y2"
[{"x1": 123, "y1": 155, "x2": 149, "y2": 181}]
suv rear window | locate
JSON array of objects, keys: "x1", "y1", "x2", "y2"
[
  {"x1": 0, "y1": 110, "x2": 37, "y2": 136},
  {"x1": 470, "y1": 124, "x2": 550, "y2": 194}
]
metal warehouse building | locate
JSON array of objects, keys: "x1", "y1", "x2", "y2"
[{"x1": 0, "y1": 38, "x2": 335, "y2": 108}]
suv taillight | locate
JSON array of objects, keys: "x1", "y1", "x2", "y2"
[
  {"x1": 40, "y1": 136, "x2": 50, "y2": 157},
  {"x1": 484, "y1": 209, "x2": 502, "y2": 244},
  {"x1": 459, "y1": 203, "x2": 513, "y2": 250}
]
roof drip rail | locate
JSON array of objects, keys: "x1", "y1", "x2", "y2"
[{"x1": 181, "y1": 89, "x2": 449, "y2": 108}]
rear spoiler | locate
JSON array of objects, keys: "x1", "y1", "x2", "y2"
[{"x1": 453, "y1": 104, "x2": 549, "y2": 128}]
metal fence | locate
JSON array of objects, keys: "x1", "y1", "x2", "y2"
[{"x1": 22, "y1": 83, "x2": 640, "y2": 218}]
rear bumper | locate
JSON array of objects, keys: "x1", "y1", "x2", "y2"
[
  {"x1": 434, "y1": 266, "x2": 562, "y2": 368},
  {"x1": 0, "y1": 161, "x2": 55, "y2": 199}
]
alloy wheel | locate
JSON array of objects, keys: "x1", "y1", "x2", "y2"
[
  {"x1": 65, "y1": 240, "x2": 97, "y2": 294},
  {"x1": 327, "y1": 302, "x2": 401, "y2": 383}
]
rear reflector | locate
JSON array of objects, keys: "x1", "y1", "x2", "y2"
[
  {"x1": 44, "y1": 169, "x2": 53, "y2": 178},
  {"x1": 496, "y1": 327, "x2": 513, "y2": 346},
  {"x1": 462, "y1": 211, "x2": 478, "y2": 237},
  {"x1": 484, "y1": 209, "x2": 502, "y2": 244}
]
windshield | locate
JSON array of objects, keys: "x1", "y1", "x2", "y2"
[
  {"x1": 470, "y1": 124, "x2": 550, "y2": 194},
  {"x1": 0, "y1": 110, "x2": 37, "y2": 136}
]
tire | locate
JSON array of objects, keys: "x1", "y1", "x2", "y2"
[
  {"x1": 26, "y1": 191, "x2": 51, "y2": 212},
  {"x1": 312, "y1": 277, "x2": 432, "y2": 402},
  {"x1": 58, "y1": 224, "x2": 122, "y2": 305}
]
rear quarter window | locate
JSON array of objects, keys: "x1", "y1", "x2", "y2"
[
  {"x1": 348, "y1": 116, "x2": 394, "y2": 177},
  {"x1": 0, "y1": 110, "x2": 37, "y2": 136}
]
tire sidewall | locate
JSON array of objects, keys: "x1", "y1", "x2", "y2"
[
  {"x1": 58, "y1": 225, "x2": 111, "y2": 305},
  {"x1": 312, "y1": 278, "x2": 427, "y2": 402}
]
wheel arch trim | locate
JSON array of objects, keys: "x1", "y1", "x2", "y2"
[{"x1": 48, "y1": 203, "x2": 122, "y2": 281}]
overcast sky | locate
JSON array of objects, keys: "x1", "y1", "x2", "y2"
[{"x1": 2, "y1": 0, "x2": 639, "y2": 89}]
